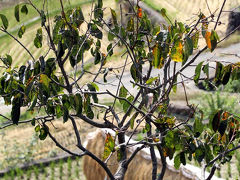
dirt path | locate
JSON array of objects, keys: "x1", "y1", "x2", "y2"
[{"x1": 95, "y1": 42, "x2": 240, "y2": 96}]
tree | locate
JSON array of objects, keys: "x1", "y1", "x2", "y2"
[{"x1": 0, "y1": 0, "x2": 240, "y2": 179}]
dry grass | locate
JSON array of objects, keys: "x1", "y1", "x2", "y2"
[
  {"x1": 0, "y1": 117, "x2": 99, "y2": 171},
  {"x1": 83, "y1": 130, "x2": 195, "y2": 180}
]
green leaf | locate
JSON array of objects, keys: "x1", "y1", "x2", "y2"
[
  {"x1": 25, "y1": 78, "x2": 34, "y2": 96},
  {"x1": 222, "y1": 65, "x2": 232, "y2": 85},
  {"x1": 84, "y1": 94, "x2": 94, "y2": 119},
  {"x1": 211, "y1": 110, "x2": 223, "y2": 132},
  {"x1": 40, "y1": 74, "x2": 50, "y2": 88},
  {"x1": 130, "y1": 64, "x2": 137, "y2": 82},
  {"x1": 94, "y1": 51, "x2": 101, "y2": 64},
  {"x1": 119, "y1": 86, "x2": 128, "y2": 104},
  {"x1": 31, "y1": 118, "x2": 36, "y2": 126},
  {"x1": 2, "y1": 54, "x2": 12, "y2": 66},
  {"x1": 210, "y1": 30, "x2": 219, "y2": 52},
  {"x1": 62, "y1": 94, "x2": 70, "y2": 109},
  {"x1": 0, "y1": 14, "x2": 8, "y2": 29},
  {"x1": 34, "y1": 28, "x2": 43, "y2": 48},
  {"x1": 46, "y1": 100, "x2": 55, "y2": 115},
  {"x1": 174, "y1": 153, "x2": 181, "y2": 169},
  {"x1": 108, "y1": 32, "x2": 115, "y2": 41},
  {"x1": 57, "y1": 41, "x2": 65, "y2": 59},
  {"x1": 127, "y1": 18, "x2": 134, "y2": 32},
  {"x1": 172, "y1": 75, "x2": 178, "y2": 93},
  {"x1": 123, "y1": 95, "x2": 134, "y2": 114},
  {"x1": 165, "y1": 131, "x2": 174, "y2": 148},
  {"x1": 145, "y1": 123, "x2": 151, "y2": 132},
  {"x1": 117, "y1": 149, "x2": 123, "y2": 162},
  {"x1": 39, "y1": 56, "x2": 45, "y2": 72},
  {"x1": 130, "y1": 113, "x2": 137, "y2": 129},
  {"x1": 63, "y1": 108, "x2": 69, "y2": 123},
  {"x1": 74, "y1": 93, "x2": 83, "y2": 116},
  {"x1": 192, "y1": 31, "x2": 199, "y2": 48},
  {"x1": 107, "y1": 43, "x2": 113, "y2": 56},
  {"x1": 94, "y1": 5, "x2": 103, "y2": 20},
  {"x1": 56, "y1": 104, "x2": 63, "y2": 118},
  {"x1": 146, "y1": 77, "x2": 158, "y2": 85},
  {"x1": 21, "y1": 5, "x2": 28, "y2": 15},
  {"x1": 195, "y1": 147, "x2": 205, "y2": 163},
  {"x1": 39, "y1": 126, "x2": 48, "y2": 140},
  {"x1": 18, "y1": 65, "x2": 26, "y2": 83},
  {"x1": 87, "y1": 83, "x2": 98, "y2": 103},
  {"x1": 18, "y1": 25, "x2": 26, "y2": 38},
  {"x1": 15, "y1": 4, "x2": 20, "y2": 22},
  {"x1": 34, "y1": 61, "x2": 40, "y2": 76},
  {"x1": 180, "y1": 152, "x2": 186, "y2": 165},
  {"x1": 40, "y1": 10, "x2": 46, "y2": 27},
  {"x1": 184, "y1": 37, "x2": 193, "y2": 57},
  {"x1": 89, "y1": 23, "x2": 102, "y2": 39},
  {"x1": 152, "y1": 44, "x2": 163, "y2": 69},
  {"x1": 202, "y1": 63, "x2": 209, "y2": 79},
  {"x1": 35, "y1": 125, "x2": 40, "y2": 132},
  {"x1": 194, "y1": 61, "x2": 204, "y2": 84},
  {"x1": 160, "y1": 8, "x2": 166, "y2": 17},
  {"x1": 214, "y1": 62, "x2": 224, "y2": 85},
  {"x1": 91, "y1": 82, "x2": 99, "y2": 91},
  {"x1": 103, "y1": 133, "x2": 115, "y2": 160},
  {"x1": 72, "y1": 7, "x2": 84, "y2": 28},
  {"x1": 97, "y1": 0, "x2": 103, "y2": 8},
  {"x1": 194, "y1": 117, "x2": 204, "y2": 134},
  {"x1": 45, "y1": 58, "x2": 56, "y2": 77},
  {"x1": 11, "y1": 95, "x2": 21, "y2": 125},
  {"x1": 152, "y1": 26, "x2": 160, "y2": 36},
  {"x1": 218, "y1": 119, "x2": 228, "y2": 136},
  {"x1": 205, "y1": 145, "x2": 213, "y2": 163},
  {"x1": 110, "y1": 8, "x2": 118, "y2": 28}
]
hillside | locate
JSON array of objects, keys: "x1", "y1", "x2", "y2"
[
  {"x1": 1, "y1": 0, "x2": 239, "y2": 66},
  {"x1": 144, "y1": 0, "x2": 240, "y2": 37}
]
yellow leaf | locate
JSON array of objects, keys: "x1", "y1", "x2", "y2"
[
  {"x1": 163, "y1": 148, "x2": 168, "y2": 157},
  {"x1": 40, "y1": 74, "x2": 50, "y2": 87},
  {"x1": 221, "y1": 134, "x2": 226, "y2": 143},
  {"x1": 153, "y1": 137, "x2": 160, "y2": 142},
  {"x1": 205, "y1": 31, "x2": 211, "y2": 50},
  {"x1": 152, "y1": 44, "x2": 164, "y2": 69},
  {"x1": 171, "y1": 41, "x2": 183, "y2": 62},
  {"x1": 103, "y1": 133, "x2": 115, "y2": 160}
]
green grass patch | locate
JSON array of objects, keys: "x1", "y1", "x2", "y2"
[
  {"x1": 218, "y1": 32, "x2": 240, "y2": 48},
  {"x1": 143, "y1": 0, "x2": 176, "y2": 22}
]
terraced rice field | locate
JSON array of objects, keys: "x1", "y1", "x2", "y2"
[
  {"x1": 1, "y1": 0, "x2": 239, "y2": 69},
  {"x1": 144, "y1": 0, "x2": 240, "y2": 37},
  {"x1": 0, "y1": 0, "x2": 119, "y2": 73}
]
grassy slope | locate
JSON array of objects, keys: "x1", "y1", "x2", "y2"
[
  {"x1": 0, "y1": 0, "x2": 119, "y2": 72},
  {"x1": 0, "y1": 0, "x2": 94, "y2": 70},
  {"x1": 1, "y1": 0, "x2": 240, "y2": 67}
]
